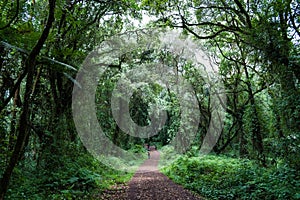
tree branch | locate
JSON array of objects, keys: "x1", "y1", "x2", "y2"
[
  {"x1": 0, "y1": 0, "x2": 20, "y2": 30},
  {"x1": 233, "y1": 0, "x2": 252, "y2": 28},
  {"x1": 0, "y1": 70, "x2": 27, "y2": 113}
]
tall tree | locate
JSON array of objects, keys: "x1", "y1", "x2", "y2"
[{"x1": 0, "y1": 0, "x2": 56, "y2": 198}]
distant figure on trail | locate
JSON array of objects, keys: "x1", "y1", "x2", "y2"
[{"x1": 146, "y1": 143, "x2": 150, "y2": 159}]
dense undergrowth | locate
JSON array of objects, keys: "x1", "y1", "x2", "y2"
[
  {"x1": 160, "y1": 149, "x2": 300, "y2": 200},
  {"x1": 4, "y1": 144, "x2": 146, "y2": 199}
]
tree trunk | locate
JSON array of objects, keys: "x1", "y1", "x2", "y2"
[
  {"x1": 244, "y1": 65, "x2": 265, "y2": 165},
  {"x1": 239, "y1": 125, "x2": 247, "y2": 157},
  {"x1": 8, "y1": 86, "x2": 21, "y2": 152}
]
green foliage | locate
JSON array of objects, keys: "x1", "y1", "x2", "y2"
[
  {"x1": 4, "y1": 144, "x2": 134, "y2": 199},
  {"x1": 158, "y1": 145, "x2": 180, "y2": 168},
  {"x1": 1, "y1": 0, "x2": 300, "y2": 199},
  {"x1": 162, "y1": 155, "x2": 300, "y2": 200},
  {"x1": 129, "y1": 144, "x2": 146, "y2": 153}
]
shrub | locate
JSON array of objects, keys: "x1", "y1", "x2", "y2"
[{"x1": 161, "y1": 154, "x2": 300, "y2": 200}]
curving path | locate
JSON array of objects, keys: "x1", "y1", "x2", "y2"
[{"x1": 98, "y1": 150, "x2": 203, "y2": 200}]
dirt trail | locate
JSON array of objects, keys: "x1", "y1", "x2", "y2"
[{"x1": 98, "y1": 150, "x2": 203, "y2": 200}]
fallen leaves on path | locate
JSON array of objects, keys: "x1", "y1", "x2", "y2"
[{"x1": 98, "y1": 151, "x2": 203, "y2": 200}]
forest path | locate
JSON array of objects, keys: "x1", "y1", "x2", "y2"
[{"x1": 98, "y1": 150, "x2": 203, "y2": 200}]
